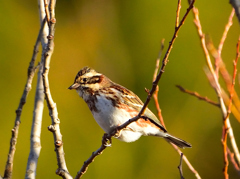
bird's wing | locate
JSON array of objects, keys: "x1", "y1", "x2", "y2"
[{"x1": 111, "y1": 83, "x2": 167, "y2": 132}]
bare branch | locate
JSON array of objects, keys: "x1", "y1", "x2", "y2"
[
  {"x1": 175, "y1": 0, "x2": 181, "y2": 28},
  {"x1": 218, "y1": 9, "x2": 235, "y2": 56},
  {"x1": 227, "y1": 147, "x2": 240, "y2": 172},
  {"x1": 41, "y1": 0, "x2": 72, "y2": 178},
  {"x1": 206, "y1": 10, "x2": 240, "y2": 119},
  {"x1": 154, "y1": 81, "x2": 201, "y2": 177},
  {"x1": 191, "y1": 2, "x2": 240, "y2": 171},
  {"x1": 3, "y1": 15, "x2": 44, "y2": 179},
  {"x1": 176, "y1": 85, "x2": 220, "y2": 107},
  {"x1": 75, "y1": 134, "x2": 111, "y2": 179},
  {"x1": 153, "y1": 39, "x2": 165, "y2": 128},
  {"x1": 174, "y1": 145, "x2": 201, "y2": 179},
  {"x1": 222, "y1": 36, "x2": 239, "y2": 179},
  {"x1": 221, "y1": 89, "x2": 240, "y2": 123},
  {"x1": 222, "y1": 124, "x2": 230, "y2": 179},
  {"x1": 152, "y1": 40, "x2": 201, "y2": 179},
  {"x1": 25, "y1": 0, "x2": 49, "y2": 178},
  {"x1": 138, "y1": 0, "x2": 195, "y2": 117},
  {"x1": 178, "y1": 153, "x2": 184, "y2": 179}
]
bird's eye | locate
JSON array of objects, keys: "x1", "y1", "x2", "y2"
[{"x1": 82, "y1": 78, "x2": 87, "y2": 83}]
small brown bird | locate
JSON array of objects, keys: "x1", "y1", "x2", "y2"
[{"x1": 69, "y1": 67, "x2": 191, "y2": 148}]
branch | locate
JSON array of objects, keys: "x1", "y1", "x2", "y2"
[
  {"x1": 221, "y1": 89, "x2": 240, "y2": 123},
  {"x1": 206, "y1": 10, "x2": 240, "y2": 120},
  {"x1": 218, "y1": 9, "x2": 235, "y2": 57},
  {"x1": 75, "y1": 1, "x2": 195, "y2": 178},
  {"x1": 222, "y1": 123, "x2": 230, "y2": 179},
  {"x1": 153, "y1": 39, "x2": 165, "y2": 128},
  {"x1": 176, "y1": 85, "x2": 220, "y2": 107},
  {"x1": 178, "y1": 153, "x2": 184, "y2": 179},
  {"x1": 41, "y1": 1, "x2": 72, "y2": 178},
  {"x1": 3, "y1": 15, "x2": 44, "y2": 179},
  {"x1": 138, "y1": 0, "x2": 195, "y2": 118},
  {"x1": 191, "y1": 1, "x2": 240, "y2": 171},
  {"x1": 175, "y1": 0, "x2": 181, "y2": 28},
  {"x1": 227, "y1": 147, "x2": 240, "y2": 172},
  {"x1": 174, "y1": 145, "x2": 201, "y2": 179},
  {"x1": 206, "y1": 34, "x2": 240, "y2": 124},
  {"x1": 222, "y1": 36, "x2": 240, "y2": 179},
  {"x1": 25, "y1": 1, "x2": 48, "y2": 178},
  {"x1": 212, "y1": 9, "x2": 235, "y2": 76},
  {"x1": 153, "y1": 61, "x2": 201, "y2": 178},
  {"x1": 74, "y1": 134, "x2": 111, "y2": 179},
  {"x1": 154, "y1": 89, "x2": 201, "y2": 178}
]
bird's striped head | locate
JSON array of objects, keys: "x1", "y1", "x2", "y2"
[{"x1": 68, "y1": 67, "x2": 110, "y2": 91}]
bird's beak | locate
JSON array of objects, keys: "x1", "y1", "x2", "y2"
[{"x1": 68, "y1": 83, "x2": 80, "y2": 90}]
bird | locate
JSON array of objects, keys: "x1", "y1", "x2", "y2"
[{"x1": 68, "y1": 67, "x2": 191, "y2": 148}]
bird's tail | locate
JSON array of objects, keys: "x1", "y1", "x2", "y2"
[{"x1": 164, "y1": 134, "x2": 192, "y2": 149}]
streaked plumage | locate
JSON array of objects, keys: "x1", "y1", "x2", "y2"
[{"x1": 69, "y1": 67, "x2": 191, "y2": 148}]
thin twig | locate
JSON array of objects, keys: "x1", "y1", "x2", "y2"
[
  {"x1": 222, "y1": 124, "x2": 230, "y2": 179},
  {"x1": 227, "y1": 147, "x2": 240, "y2": 172},
  {"x1": 218, "y1": 9, "x2": 235, "y2": 56},
  {"x1": 220, "y1": 63, "x2": 240, "y2": 116},
  {"x1": 42, "y1": 1, "x2": 72, "y2": 178},
  {"x1": 75, "y1": 1, "x2": 195, "y2": 178},
  {"x1": 214, "y1": 9, "x2": 235, "y2": 76},
  {"x1": 176, "y1": 85, "x2": 220, "y2": 107},
  {"x1": 75, "y1": 134, "x2": 110, "y2": 179},
  {"x1": 175, "y1": 0, "x2": 181, "y2": 28},
  {"x1": 191, "y1": 2, "x2": 240, "y2": 170},
  {"x1": 206, "y1": 33, "x2": 240, "y2": 121},
  {"x1": 153, "y1": 39, "x2": 165, "y2": 128},
  {"x1": 155, "y1": 88, "x2": 201, "y2": 177},
  {"x1": 138, "y1": 0, "x2": 195, "y2": 117},
  {"x1": 222, "y1": 36, "x2": 240, "y2": 179},
  {"x1": 173, "y1": 144, "x2": 201, "y2": 179},
  {"x1": 3, "y1": 17, "x2": 44, "y2": 179},
  {"x1": 215, "y1": 9, "x2": 240, "y2": 117},
  {"x1": 178, "y1": 153, "x2": 184, "y2": 179},
  {"x1": 221, "y1": 89, "x2": 240, "y2": 123}
]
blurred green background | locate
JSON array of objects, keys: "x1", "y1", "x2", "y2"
[{"x1": 1, "y1": 0, "x2": 240, "y2": 178}]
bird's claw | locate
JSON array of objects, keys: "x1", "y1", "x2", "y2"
[{"x1": 102, "y1": 133, "x2": 112, "y2": 147}]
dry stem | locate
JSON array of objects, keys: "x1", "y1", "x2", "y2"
[
  {"x1": 153, "y1": 39, "x2": 165, "y2": 128},
  {"x1": 227, "y1": 147, "x2": 240, "y2": 172},
  {"x1": 3, "y1": 16, "x2": 44, "y2": 179},
  {"x1": 178, "y1": 153, "x2": 184, "y2": 179},
  {"x1": 41, "y1": 0, "x2": 72, "y2": 178},
  {"x1": 173, "y1": 144, "x2": 201, "y2": 179},
  {"x1": 175, "y1": 0, "x2": 181, "y2": 28},
  {"x1": 218, "y1": 9, "x2": 235, "y2": 56},
  {"x1": 154, "y1": 74, "x2": 201, "y2": 178},
  {"x1": 222, "y1": 37, "x2": 239, "y2": 179},
  {"x1": 176, "y1": 85, "x2": 220, "y2": 107},
  {"x1": 153, "y1": 41, "x2": 201, "y2": 179},
  {"x1": 74, "y1": 134, "x2": 110, "y2": 179},
  {"x1": 25, "y1": 1, "x2": 48, "y2": 178},
  {"x1": 191, "y1": 3, "x2": 240, "y2": 177}
]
